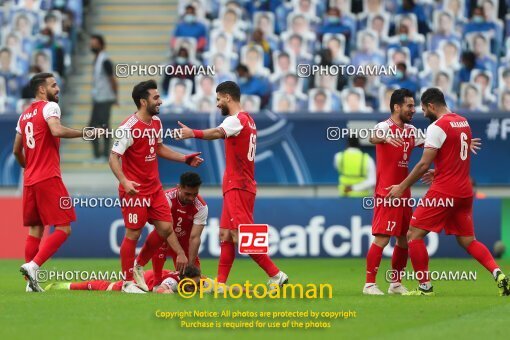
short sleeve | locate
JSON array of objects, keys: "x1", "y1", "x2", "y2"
[
  {"x1": 193, "y1": 205, "x2": 208, "y2": 225},
  {"x1": 424, "y1": 124, "x2": 447, "y2": 149},
  {"x1": 374, "y1": 121, "x2": 390, "y2": 132},
  {"x1": 43, "y1": 102, "x2": 61, "y2": 121},
  {"x1": 218, "y1": 115, "x2": 243, "y2": 138},
  {"x1": 111, "y1": 127, "x2": 133, "y2": 155}
]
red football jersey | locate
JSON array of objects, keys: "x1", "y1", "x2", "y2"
[
  {"x1": 111, "y1": 114, "x2": 163, "y2": 195},
  {"x1": 218, "y1": 112, "x2": 257, "y2": 194},
  {"x1": 144, "y1": 269, "x2": 180, "y2": 291},
  {"x1": 164, "y1": 187, "x2": 208, "y2": 246},
  {"x1": 373, "y1": 118, "x2": 424, "y2": 197},
  {"x1": 16, "y1": 100, "x2": 62, "y2": 186},
  {"x1": 425, "y1": 113, "x2": 473, "y2": 198}
]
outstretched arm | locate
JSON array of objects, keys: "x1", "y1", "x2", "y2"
[
  {"x1": 175, "y1": 121, "x2": 224, "y2": 141},
  {"x1": 157, "y1": 143, "x2": 203, "y2": 167}
]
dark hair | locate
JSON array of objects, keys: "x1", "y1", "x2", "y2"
[
  {"x1": 216, "y1": 81, "x2": 241, "y2": 102},
  {"x1": 180, "y1": 171, "x2": 202, "y2": 188},
  {"x1": 90, "y1": 34, "x2": 105, "y2": 48},
  {"x1": 183, "y1": 265, "x2": 201, "y2": 278},
  {"x1": 0, "y1": 47, "x2": 10, "y2": 55},
  {"x1": 30, "y1": 72, "x2": 54, "y2": 95},
  {"x1": 389, "y1": 88, "x2": 414, "y2": 113},
  {"x1": 421, "y1": 88, "x2": 447, "y2": 106},
  {"x1": 132, "y1": 79, "x2": 158, "y2": 109}
]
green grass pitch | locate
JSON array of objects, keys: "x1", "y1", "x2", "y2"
[{"x1": 1, "y1": 258, "x2": 509, "y2": 339}]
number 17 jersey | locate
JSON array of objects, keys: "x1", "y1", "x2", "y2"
[{"x1": 218, "y1": 111, "x2": 257, "y2": 195}]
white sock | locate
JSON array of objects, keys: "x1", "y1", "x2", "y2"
[
  {"x1": 493, "y1": 268, "x2": 502, "y2": 279},
  {"x1": 364, "y1": 283, "x2": 376, "y2": 288},
  {"x1": 28, "y1": 261, "x2": 39, "y2": 270},
  {"x1": 389, "y1": 282, "x2": 401, "y2": 288},
  {"x1": 271, "y1": 271, "x2": 282, "y2": 279}
]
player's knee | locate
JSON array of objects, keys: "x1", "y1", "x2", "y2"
[
  {"x1": 56, "y1": 226, "x2": 71, "y2": 236},
  {"x1": 456, "y1": 236, "x2": 474, "y2": 249},
  {"x1": 374, "y1": 235, "x2": 390, "y2": 247}
]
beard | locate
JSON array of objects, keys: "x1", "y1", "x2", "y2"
[
  {"x1": 47, "y1": 92, "x2": 59, "y2": 103},
  {"x1": 426, "y1": 112, "x2": 437, "y2": 123},
  {"x1": 148, "y1": 104, "x2": 159, "y2": 116},
  {"x1": 220, "y1": 105, "x2": 229, "y2": 116}
]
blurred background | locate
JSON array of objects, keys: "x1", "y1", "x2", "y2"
[{"x1": 0, "y1": 0, "x2": 509, "y2": 260}]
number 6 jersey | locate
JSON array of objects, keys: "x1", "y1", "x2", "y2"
[
  {"x1": 424, "y1": 112, "x2": 473, "y2": 198},
  {"x1": 218, "y1": 111, "x2": 257, "y2": 195},
  {"x1": 16, "y1": 100, "x2": 62, "y2": 186}
]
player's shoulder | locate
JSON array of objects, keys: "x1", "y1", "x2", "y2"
[
  {"x1": 164, "y1": 187, "x2": 178, "y2": 200},
  {"x1": 404, "y1": 123, "x2": 416, "y2": 130},
  {"x1": 119, "y1": 114, "x2": 138, "y2": 129},
  {"x1": 376, "y1": 119, "x2": 391, "y2": 128},
  {"x1": 42, "y1": 101, "x2": 59, "y2": 110},
  {"x1": 152, "y1": 115, "x2": 161, "y2": 122},
  {"x1": 194, "y1": 194, "x2": 207, "y2": 209}
]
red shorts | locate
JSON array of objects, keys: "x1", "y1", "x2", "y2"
[
  {"x1": 220, "y1": 189, "x2": 255, "y2": 230},
  {"x1": 411, "y1": 190, "x2": 474, "y2": 236},
  {"x1": 372, "y1": 195, "x2": 412, "y2": 237},
  {"x1": 120, "y1": 188, "x2": 172, "y2": 230},
  {"x1": 23, "y1": 176, "x2": 76, "y2": 227}
]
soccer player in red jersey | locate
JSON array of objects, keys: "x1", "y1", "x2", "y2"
[
  {"x1": 45, "y1": 266, "x2": 202, "y2": 294},
  {"x1": 13, "y1": 73, "x2": 103, "y2": 292},
  {"x1": 364, "y1": 88, "x2": 423, "y2": 295},
  {"x1": 387, "y1": 88, "x2": 510, "y2": 296},
  {"x1": 149, "y1": 172, "x2": 208, "y2": 287},
  {"x1": 109, "y1": 80, "x2": 203, "y2": 293},
  {"x1": 176, "y1": 81, "x2": 288, "y2": 288}
]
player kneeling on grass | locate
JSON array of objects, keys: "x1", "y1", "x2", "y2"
[
  {"x1": 386, "y1": 88, "x2": 510, "y2": 296},
  {"x1": 45, "y1": 266, "x2": 203, "y2": 294},
  {"x1": 148, "y1": 171, "x2": 207, "y2": 289}
]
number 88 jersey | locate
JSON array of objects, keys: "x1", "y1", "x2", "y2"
[
  {"x1": 218, "y1": 111, "x2": 257, "y2": 195},
  {"x1": 16, "y1": 100, "x2": 62, "y2": 186}
]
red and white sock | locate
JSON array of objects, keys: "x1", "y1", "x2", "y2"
[
  {"x1": 217, "y1": 241, "x2": 235, "y2": 283},
  {"x1": 366, "y1": 243, "x2": 384, "y2": 284},
  {"x1": 32, "y1": 230, "x2": 68, "y2": 267},
  {"x1": 120, "y1": 237, "x2": 137, "y2": 281}
]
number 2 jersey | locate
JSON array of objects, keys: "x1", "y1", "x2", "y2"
[
  {"x1": 218, "y1": 112, "x2": 257, "y2": 195},
  {"x1": 424, "y1": 112, "x2": 473, "y2": 198},
  {"x1": 16, "y1": 100, "x2": 62, "y2": 186}
]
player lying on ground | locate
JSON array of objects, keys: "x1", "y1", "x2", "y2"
[
  {"x1": 14, "y1": 73, "x2": 104, "y2": 292},
  {"x1": 109, "y1": 80, "x2": 203, "y2": 293},
  {"x1": 387, "y1": 88, "x2": 510, "y2": 296},
  {"x1": 175, "y1": 81, "x2": 288, "y2": 289},
  {"x1": 45, "y1": 266, "x2": 203, "y2": 294},
  {"x1": 364, "y1": 88, "x2": 481, "y2": 295},
  {"x1": 145, "y1": 171, "x2": 207, "y2": 287}
]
